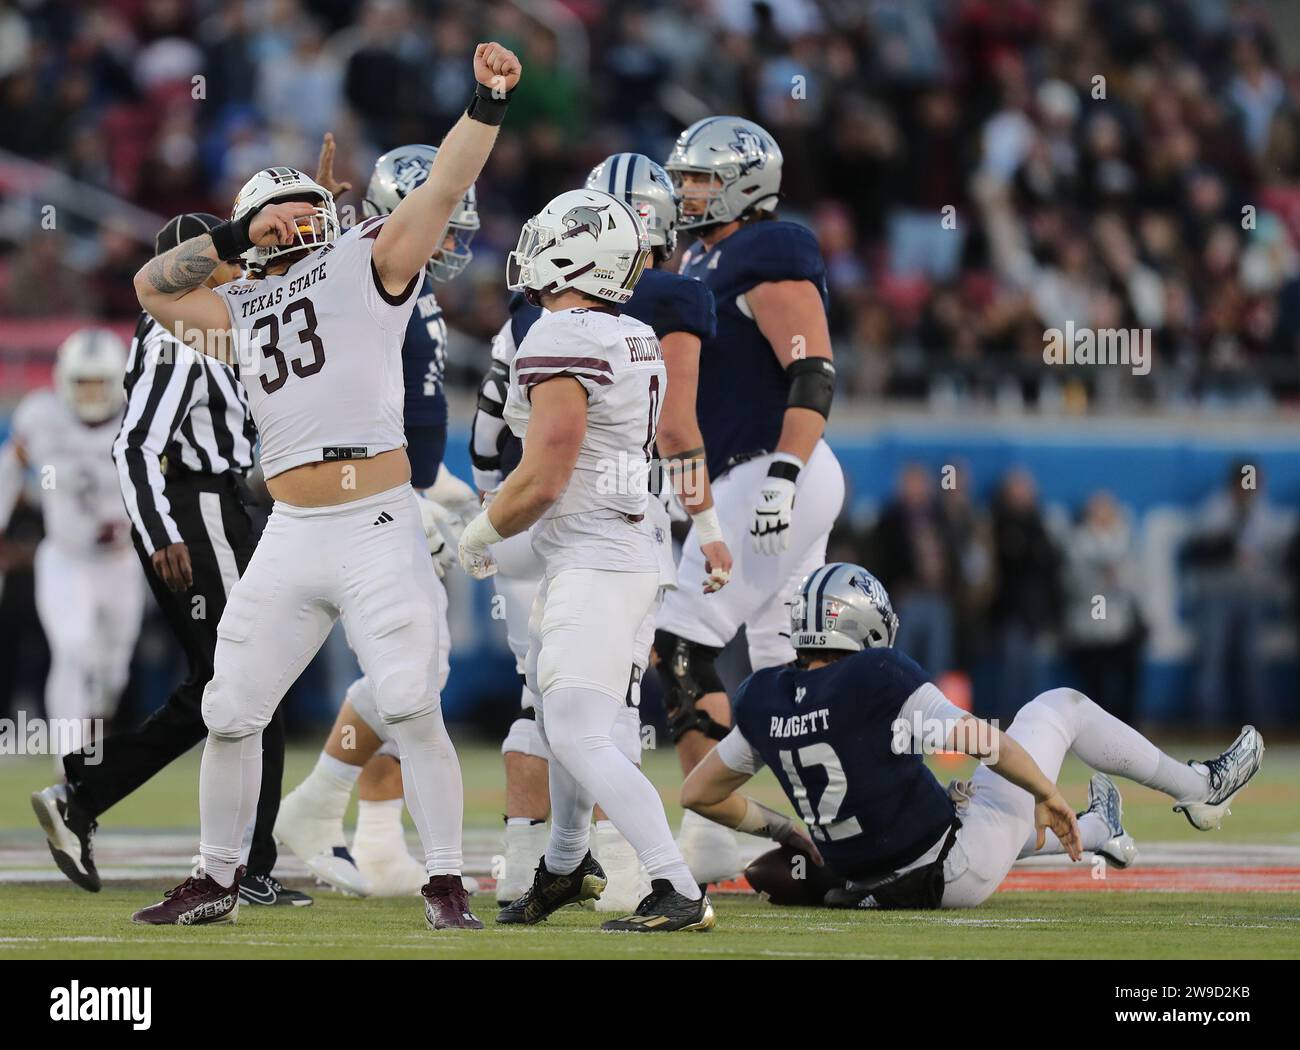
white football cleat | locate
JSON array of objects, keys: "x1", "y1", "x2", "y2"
[
  {"x1": 592, "y1": 822, "x2": 650, "y2": 913},
  {"x1": 1081, "y1": 772, "x2": 1136, "y2": 869},
  {"x1": 497, "y1": 820, "x2": 548, "y2": 905},
  {"x1": 677, "y1": 808, "x2": 742, "y2": 887},
  {"x1": 351, "y1": 831, "x2": 428, "y2": 897},
  {"x1": 273, "y1": 785, "x2": 372, "y2": 897},
  {"x1": 1174, "y1": 725, "x2": 1265, "y2": 831}
]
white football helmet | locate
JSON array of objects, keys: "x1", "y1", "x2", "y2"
[
  {"x1": 231, "y1": 166, "x2": 339, "y2": 274},
  {"x1": 585, "y1": 153, "x2": 680, "y2": 261},
  {"x1": 665, "y1": 116, "x2": 783, "y2": 230},
  {"x1": 790, "y1": 563, "x2": 899, "y2": 655},
  {"x1": 506, "y1": 188, "x2": 651, "y2": 306},
  {"x1": 363, "y1": 144, "x2": 479, "y2": 282},
  {"x1": 54, "y1": 328, "x2": 127, "y2": 424}
]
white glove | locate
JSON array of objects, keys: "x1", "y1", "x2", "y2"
[
  {"x1": 458, "y1": 509, "x2": 503, "y2": 579},
  {"x1": 750, "y1": 455, "x2": 801, "y2": 555},
  {"x1": 428, "y1": 464, "x2": 481, "y2": 527},
  {"x1": 416, "y1": 495, "x2": 462, "y2": 579}
]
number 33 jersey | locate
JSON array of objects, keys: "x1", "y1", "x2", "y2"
[
  {"x1": 504, "y1": 307, "x2": 666, "y2": 571},
  {"x1": 213, "y1": 215, "x2": 419, "y2": 479}
]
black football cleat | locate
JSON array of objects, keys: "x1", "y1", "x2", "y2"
[
  {"x1": 238, "y1": 874, "x2": 314, "y2": 907},
  {"x1": 496, "y1": 853, "x2": 607, "y2": 925},
  {"x1": 600, "y1": 879, "x2": 715, "y2": 932},
  {"x1": 132, "y1": 866, "x2": 244, "y2": 926},
  {"x1": 31, "y1": 784, "x2": 100, "y2": 892},
  {"x1": 422, "y1": 874, "x2": 484, "y2": 930}
]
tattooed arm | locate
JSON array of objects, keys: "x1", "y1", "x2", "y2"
[{"x1": 133, "y1": 201, "x2": 316, "y2": 362}]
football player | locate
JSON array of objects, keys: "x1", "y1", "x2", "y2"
[
  {"x1": 469, "y1": 154, "x2": 730, "y2": 912},
  {"x1": 273, "y1": 138, "x2": 482, "y2": 898},
  {"x1": 0, "y1": 329, "x2": 143, "y2": 769},
  {"x1": 681, "y1": 563, "x2": 1265, "y2": 910},
  {"x1": 654, "y1": 117, "x2": 845, "y2": 887},
  {"x1": 128, "y1": 41, "x2": 521, "y2": 929},
  {"x1": 458, "y1": 188, "x2": 713, "y2": 932}
]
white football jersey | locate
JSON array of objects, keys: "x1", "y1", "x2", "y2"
[
  {"x1": 214, "y1": 215, "x2": 419, "y2": 479},
  {"x1": 506, "y1": 307, "x2": 666, "y2": 524},
  {"x1": 11, "y1": 390, "x2": 129, "y2": 555}
]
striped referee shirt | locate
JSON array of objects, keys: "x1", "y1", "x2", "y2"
[{"x1": 112, "y1": 312, "x2": 256, "y2": 555}]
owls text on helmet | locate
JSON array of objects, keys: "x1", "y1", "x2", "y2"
[
  {"x1": 665, "y1": 116, "x2": 783, "y2": 231},
  {"x1": 506, "y1": 189, "x2": 652, "y2": 306},
  {"x1": 790, "y1": 563, "x2": 900, "y2": 655},
  {"x1": 231, "y1": 167, "x2": 339, "y2": 274},
  {"x1": 364, "y1": 144, "x2": 479, "y2": 282}
]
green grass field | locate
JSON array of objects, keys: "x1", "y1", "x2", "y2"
[{"x1": 1, "y1": 737, "x2": 1298, "y2": 959}]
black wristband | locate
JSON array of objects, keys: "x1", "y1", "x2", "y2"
[
  {"x1": 466, "y1": 80, "x2": 513, "y2": 125},
  {"x1": 767, "y1": 459, "x2": 801, "y2": 483},
  {"x1": 209, "y1": 213, "x2": 255, "y2": 262}
]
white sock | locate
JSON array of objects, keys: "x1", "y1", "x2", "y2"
[
  {"x1": 355, "y1": 798, "x2": 404, "y2": 844},
  {"x1": 1033, "y1": 690, "x2": 1211, "y2": 803},
  {"x1": 297, "y1": 752, "x2": 361, "y2": 820},
  {"x1": 388, "y1": 708, "x2": 463, "y2": 876},
  {"x1": 199, "y1": 731, "x2": 263, "y2": 887},
  {"x1": 541, "y1": 686, "x2": 700, "y2": 900}
]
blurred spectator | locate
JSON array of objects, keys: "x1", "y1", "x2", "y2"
[
  {"x1": 1184, "y1": 461, "x2": 1290, "y2": 726},
  {"x1": 990, "y1": 469, "x2": 1061, "y2": 719},
  {"x1": 867, "y1": 464, "x2": 961, "y2": 675},
  {"x1": 4, "y1": 234, "x2": 95, "y2": 317},
  {"x1": 1062, "y1": 491, "x2": 1146, "y2": 725}
]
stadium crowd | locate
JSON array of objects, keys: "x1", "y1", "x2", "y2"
[
  {"x1": 0, "y1": 0, "x2": 1297, "y2": 731},
  {"x1": 4, "y1": 0, "x2": 1300, "y2": 407}
]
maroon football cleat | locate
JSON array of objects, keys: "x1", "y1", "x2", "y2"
[
  {"x1": 422, "y1": 874, "x2": 484, "y2": 930},
  {"x1": 131, "y1": 866, "x2": 245, "y2": 926}
]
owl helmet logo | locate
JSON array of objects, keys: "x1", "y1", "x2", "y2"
[
  {"x1": 731, "y1": 127, "x2": 768, "y2": 173},
  {"x1": 849, "y1": 571, "x2": 887, "y2": 607},
  {"x1": 392, "y1": 155, "x2": 432, "y2": 198},
  {"x1": 561, "y1": 204, "x2": 610, "y2": 241}
]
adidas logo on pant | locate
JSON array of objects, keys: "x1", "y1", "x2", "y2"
[{"x1": 373, "y1": 512, "x2": 394, "y2": 526}]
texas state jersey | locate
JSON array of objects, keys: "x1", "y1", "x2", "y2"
[
  {"x1": 213, "y1": 214, "x2": 419, "y2": 479},
  {"x1": 474, "y1": 273, "x2": 715, "y2": 492},
  {"x1": 678, "y1": 220, "x2": 828, "y2": 479},
  {"x1": 505, "y1": 307, "x2": 666, "y2": 572},
  {"x1": 730, "y1": 647, "x2": 956, "y2": 880},
  {"x1": 10, "y1": 391, "x2": 130, "y2": 555},
  {"x1": 403, "y1": 274, "x2": 449, "y2": 488}
]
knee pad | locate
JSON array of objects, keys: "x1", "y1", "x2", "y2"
[
  {"x1": 651, "y1": 629, "x2": 728, "y2": 744},
  {"x1": 201, "y1": 675, "x2": 267, "y2": 739},
  {"x1": 501, "y1": 710, "x2": 550, "y2": 759},
  {"x1": 372, "y1": 664, "x2": 436, "y2": 726},
  {"x1": 343, "y1": 676, "x2": 391, "y2": 743}
]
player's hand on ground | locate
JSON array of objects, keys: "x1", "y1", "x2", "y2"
[
  {"x1": 249, "y1": 202, "x2": 318, "y2": 247},
  {"x1": 151, "y1": 542, "x2": 192, "y2": 593},
  {"x1": 314, "y1": 132, "x2": 352, "y2": 198},
  {"x1": 751, "y1": 476, "x2": 795, "y2": 554},
  {"x1": 701, "y1": 539, "x2": 733, "y2": 592},
  {"x1": 1034, "y1": 791, "x2": 1082, "y2": 861},
  {"x1": 416, "y1": 495, "x2": 461, "y2": 579},
  {"x1": 473, "y1": 42, "x2": 521, "y2": 96}
]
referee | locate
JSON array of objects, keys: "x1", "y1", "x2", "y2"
[{"x1": 30, "y1": 214, "x2": 310, "y2": 907}]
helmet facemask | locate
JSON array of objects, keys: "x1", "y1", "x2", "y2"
[
  {"x1": 428, "y1": 209, "x2": 478, "y2": 282},
  {"x1": 242, "y1": 191, "x2": 339, "y2": 275}
]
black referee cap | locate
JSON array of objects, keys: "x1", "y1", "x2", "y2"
[{"x1": 155, "y1": 213, "x2": 223, "y2": 257}]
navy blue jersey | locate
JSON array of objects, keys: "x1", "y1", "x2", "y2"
[
  {"x1": 732, "y1": 647, "x2": 955, "y2": 880},
  {"x1": 623, "y1": 266, "x2": 716, "y2": 343},
  {"x1": 678, "y1": 220, "x2": 828, "y2": 479},
  {"x1": 403, "y1": 275, "x2": 449, "y2": 488}
]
